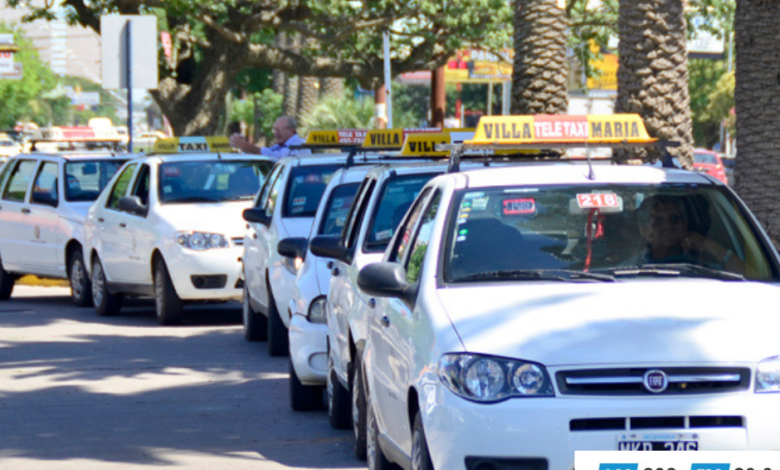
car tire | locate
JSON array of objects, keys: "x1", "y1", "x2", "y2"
[
  {"x1": 266, "y1": 287, "x2": 288, "y2": 357},
  {"x1": 91, "y1": 257, "x2": 122, "y2": 316},
  {"x1": 367, "y1": 395, "x2": 393, "y2": 470},
  {"x1": 352, "y1": 355, "x2": 368, "y2": 461},
  {"x1": 154, "y1": 257, "x2": 183, "y2": 326},
  {"x1": 69, "y1": 248, "x2": 93, "y2": 307},
  {"x1": 289, "y1": 359, "x2": 324, "y2": 411},
  {"x1": 243, "y1": 281, "x2": 267, "y2": 341},
  {"x1": 327, "y1": 354, "x2": 351, "y2": 429},
  {"x1": 0, "y1": 255, "x2": 15, "y2": 301},
  {"x1": 411, "y1": 412, "x2": 435, "y2": 470}
]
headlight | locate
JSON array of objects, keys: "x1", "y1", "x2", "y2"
[
  {"x1": 438, "y1": 353, "x2": 554, "y2": 403},
  {"x1": 282, "y1": 256, "x2": 303, "y2": 274},
  {"x1": 307, "y1": 296, "x2": 327, "y2": 324},
  {"x1": 175, "y1": 231, "x2": 229, "y2": 250},
  {"x1": 756, "y1": 355, "x2": 780, "y2": 392}
]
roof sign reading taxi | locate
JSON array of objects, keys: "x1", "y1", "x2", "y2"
[
  {"x1": 153, "y1": 136, "x2": 235, "y2": 154},
  {"x1": 304, "y1": 129, "x2": 368, "y2": 146},
  {"x1": 465, "y1": 114, "x2": 656, "y2": 148}
]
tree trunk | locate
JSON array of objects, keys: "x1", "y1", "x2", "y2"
[
  {"x1": 320, "y1": 77, "x2": 344, "y2": 100},
  {"x1": 734, "y1": 0, "x2": 780, "y2": 246},
  {"x1": 615, "y1": 0, "x2": 694, "y2": 167},
  {"x1": 272, "y1": 32, "x2": 287, "y2": 96},
  {"x1": 282, "y1": 34, "x2": 301, "y2": 117},
  {"x1": 151, "y1": 35, "x2": 241, "y2": 136},
  {"x1": 297, "y1": 76, "x2": 320, "y2": 123},
  {"x1": 511, "y1": 0, "x2": 569, "y2": 114}
]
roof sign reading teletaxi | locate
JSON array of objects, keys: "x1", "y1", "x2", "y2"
[
  {"x1": 465, "y1": 114, "x2": 656, "y2": 149},
  {"x1": 304, "y1": 129, "x2": 368, "y2": 146},
  {"x1": 153, "y1": 136, "x2": 235, "y2": 154}
]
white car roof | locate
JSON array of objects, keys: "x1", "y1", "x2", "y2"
[
  {"x1": 133, "y1": 153, "x2": 274, "y2": 165},
  {"x1": 11, "y1": 151, "x2": 134, "y2": 162}
]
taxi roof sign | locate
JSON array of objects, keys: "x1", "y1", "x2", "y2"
[
  {"x1": 464, "y1": 114, "x2": 657, "y2": 148},
  {"x1": 304, "y1": 129, "x2": 368, "y2": 147},
  {"x1": 153, "y1": 136, "x2": 235, "y2": 154},
  {"x1": 399, "y1": 130, "x2": 476, "y2": 157}
]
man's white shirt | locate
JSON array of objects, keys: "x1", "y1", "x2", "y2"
[{"x1": 260, "y1": 134, "x2": 311, "y2": 161}]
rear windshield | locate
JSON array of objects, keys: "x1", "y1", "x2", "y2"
[
  {"x1": 65, "y1": 160, "x2": 127, "y2": 202},
  {"x1": 319, "y1": 183, "x2": 359, "y2": 236},
  {"x1": 158, "y1": 160, "x2": 273, "y2": 204},
  {"x1": 443, "y1": 184, "x2": 778, "y2": 283},
  {"x1": 694, "y1": 152, "x2": 719, "y2": 165},
  {"x1": 284, "y1": 165, "x2": 341, "y2": 217},
  {"x1": 365, "y1": 174, "x2": 436, "y2": 251}
]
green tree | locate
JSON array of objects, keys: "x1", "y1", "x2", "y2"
[{"x1": 229, "y1": 89, "x2": 283, "y2": 143}]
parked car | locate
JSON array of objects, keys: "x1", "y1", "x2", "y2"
[
  {"x1": 721, "y1": 153, "x2": 736, "y2": 185},
  {"x1": 0, "y1": 152, "x2": 130, "y2": 303},
  {"x1": 693, "y1": 149, "x2": 728, "y2": 184},
  {"x1": 84, "y1": 138, "x2": 273, "y2": 323}
]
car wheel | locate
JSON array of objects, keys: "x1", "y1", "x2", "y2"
[
  {"x1": 69, "y1": 248, "x2": 93, "y2": 307},
  {"x1": 327, "y1": 353, "x2": 351, "y2": 429},
  {"x1": 367, "y1": 395, "x2": 393, "y2": 470},
  {"x1": 154, "y1": 257, "x2": 183, "y2": 325},
  {"x1": 289, "y1": 359, "x2": 324, "y2": 411},
  {"x1": 411, "y1": 412, "x2": 435, "y2": 470},
  {"x1": 352, "y1": 355, "x2": 367, "y2": 461},
  {"x1": 243, "y1": 281, "x2": 267, "y2": 341},
  {"x1": 266, "y1": 287, "x2": 288, "y2": 357},
  {"x1": 91, "y1": 257, "x2": 122, "y2": 316},
  {"x1": 0, "y1": 255, "x2": 15, "y2": 301}
]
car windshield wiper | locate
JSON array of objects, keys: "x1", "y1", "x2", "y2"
[
  {"x1": 223, "y1": 195, "x2": 256, "y2": 201},
  {"x1": 164, "y1": 196, "x2": 222, "y2": 203},
  {"x1": 600, "y1": 263, "x2": 745, "y2": 281},
  {"x1": 451, "y1": 270, "x2": 569, "y2": 283},
  {"x1": 546, "y1": 269, "x2": 615, "y2": 282}
]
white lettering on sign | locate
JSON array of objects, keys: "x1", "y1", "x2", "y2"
[{"x1": 577, "y1": 193, "x2": 619, "y2": 208}]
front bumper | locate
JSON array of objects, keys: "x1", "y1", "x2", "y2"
[
  {"x1": 422, "y1": 383, "x2": 780, "y2": 470},
  {"x1": 289, "y1": 314, "x2": 328, "y2": 385},
  {"x1": 165, "y1": 245, "x2": 244, "y2": 301}
]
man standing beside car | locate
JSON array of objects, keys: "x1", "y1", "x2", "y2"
[{"x1": 229, "y1": 116, "x2": 310, "y2": 161}]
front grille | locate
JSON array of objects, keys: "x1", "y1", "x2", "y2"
[
  {"x1": 232, "y1": 237, "x2": 244, "y2": 247},
  {"x1": 557, "y1": 367, "x2": 750, "y2": 396},
  {"x1": 570, "y1": 415, "x2": 744, "y2": 432},
  {"x1": 190, "y1": 275, "x2": 227, "y2": 289}
]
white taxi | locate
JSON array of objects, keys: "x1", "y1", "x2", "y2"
[
  {"x1": 357, "y1": 115, "x2": 780, "y2": 470},
  {"x1": 84, "y1": 137, "x2": 273, "y2": 324},
  {"x1": 0, "y1": 151, "x2": 129, "y2": 304}
]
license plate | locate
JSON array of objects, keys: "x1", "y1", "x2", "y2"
[{"x1": 618, "y1": 433, "x2": 698, "y2": 451}]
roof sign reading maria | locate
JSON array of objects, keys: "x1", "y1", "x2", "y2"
[{"x1": 153, "y1": 136, "x2": 235, "y2": 154}]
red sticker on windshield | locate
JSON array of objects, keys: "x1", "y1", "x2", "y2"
[
  {"x1": 577, "y1": 193, "x2": 619, "y2": 208},
  {"x1": 503, "y1": 198, "x2": 535, "y2": 215}
]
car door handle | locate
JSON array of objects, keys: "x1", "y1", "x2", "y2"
[
  {"x1": 21, "y1": 208, "x2": 31, "y2": 215},
  {"x1": 380, "y1": 315, "x2": 390, "y2": 328},
  {"x1": 368, "y1": 298, "x2": 376, "y2": 309},
  {"x1": 331, "y1": 267, "x2": 340, "y2": 276},
  {"x1": 97, "y1": 217, "x2": 104, "y2": 223},
  {"x1": 119, "y1": 223, "x2": 127, "y2": 228}
]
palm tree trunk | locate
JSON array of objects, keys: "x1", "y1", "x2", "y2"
[
  {"x1": 615, "y1": 0, "x2": 694, "y2": 167},
  {"x1": 282, "y1": 34, "x2": 300, "y2": 117},
  {"x1": 734, "y1": 0, "x2": 780, "y2": 246},
  {"x1": 511, "y1": 0, "x2": 569, "y2": 114},
  {"x1": 296, "y1": 38, "x2": 320, "y2": 123},
  {"x1": 272, "y1": 32, "x2": 287, "y2": 96},
  {"x1": 320, "y1": 78, "x2": 344, "y2": 100}
]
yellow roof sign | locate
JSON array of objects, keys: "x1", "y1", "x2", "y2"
[
  {"x1": 153, "y1": 136, "x2": 235, "y2": 154},
  {"x1": 400, "y1": 131, "x2": 476, "y2": 156},
  {"x1": 363, "y1": 128, "x2": 475, "y2": 149},
  {"x1": 304, "y1": 129, "x2": 368, "y2": 146},
  {"x1": 466, "y1": 114, "x2": 656, "y2": 147}
]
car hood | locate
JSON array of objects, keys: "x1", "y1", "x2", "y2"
[
  {"x1": 436, "y1": 280, "x2": 780, "y2": 366},
  {"x1": 155, "y1": 201, "x2": 252, "y2": 238}
]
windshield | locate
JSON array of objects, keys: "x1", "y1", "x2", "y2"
[
  {"x1": 694, "y1": 152, "x2": 719, "y2": 165},
  {"x1": 65, "y1": 160, "x2": 127, "y2": 202},
  {"x1": 158, "y1": 160, "x2": 273, "y2": 204},
  {"x1": 365, "y1": 175, "x2": 436, "y2": 251},
  {"x1": 444, "y1": 184, "x2": 778, "y2": 283},
  {"x1": 283, "y1": 165, "x2": 341, "y2": 217},
  {"x1": 319, "y1": 183, "x2": 359, "y2": 236}
]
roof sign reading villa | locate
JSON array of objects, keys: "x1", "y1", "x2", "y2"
[
  {"x1": 400, "y1": 131, "x2": 476, "y2": 156},
  {"x1": 153, "y1": 136, "x2": 235, "y2": 154},
  {"x1": 362, "y1": 128, "x2": 444, "y2": 149}
]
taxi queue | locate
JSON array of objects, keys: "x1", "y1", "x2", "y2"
[{"x1": 0, "y1": 115, "x2": 779, "y2": 470}]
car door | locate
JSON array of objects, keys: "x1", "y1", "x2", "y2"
[
  {"x1": 124, "y1": 163, "x2": 154, "y2": 285},
  {"x1": 370, "y1": 188, "x2": 439, "y2": 451},
  {"x1": 98, "y1": 163, "x2": 138, "y2": 282},
  {"x1": 0, "y1": 159, "x2": 38, "y2": 270},
  {"x1": 26, "y1": 160, "x2": 61, "y2": 273}
]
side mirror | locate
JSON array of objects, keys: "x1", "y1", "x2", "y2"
[
  {"x1": 278, "y1": 237, "x2": 308, "y2": 260},
  {"x1": 118, "y1": 195, "x2": 147, "y2": 216},
  {"x1": 357, "y1": 262, "x2": 417, "y2": 307},
  {"x1": 243, "y1": 207, "x2": 271, "y2": 227},
  {"x1": 309, "y1": 235, "x2": 348, "y2": 261}
]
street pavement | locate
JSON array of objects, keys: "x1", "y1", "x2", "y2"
[{"x1": 0, "y1": 286, "x2": 363, "y2": 469}]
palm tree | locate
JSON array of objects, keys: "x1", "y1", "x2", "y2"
[
  {"x1": 296, "y1": 39, "x2": 321, "y2": 122},
  {"x1": 320, "y1": 78, "x2": 344, "y2": 100},
  {"x1": 272, "y1": 32, "x2": 287, "y2": 96},
  {"x1": 282, "y1": 34, "x2": 300, "y2": 117},
  {"x1": 733, "y1": 0, "x2": 780, "y2": 245},
  {"x1": 511, "y1": 0, "x2": 569, "y2": 114},
  {"x1": 615, "y1": 0, "x2": 694, "y2": 167}
]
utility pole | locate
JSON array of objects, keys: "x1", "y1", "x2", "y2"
[{"x1": 430, "y1": 66, "x2": 445, "y2": 127}]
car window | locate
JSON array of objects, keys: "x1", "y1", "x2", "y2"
[
  {"x1": 0, "y1": 158, "x2": 16, "y2": 192},
  {"x1": 256, "y1": 163, "x2": 283, "y2": 208},
  {"x1": 2, "y1": 159, "x2": 37, "y2": 202},
  {"x1": 31, "y1": 161, "x2": 59, "y2": 207},
  {"x1": 364, "y1": 175, "x2": 436, "y2": 252},
  {"x1": 343, "y1": 179, "x2": 376, "y2": 249},
  {"x1": 283, "y1": 165, "x2": 341, "y2": 218},
  {"x1": 107, "y1": 164, "x2": 138, "y2": 210},
  {"x1": 132, "y1": 164, "x2": 151, "y2": 206},
  {"x1": 694, "y1": 152, "x2": 718, "y2": 165},
  {"x1": 391, "y1": 188, "x2": 432, "y2": 263},
  {"x1": 158, "y1": 160, "x2": 273, "y2": 204},
  {"x1": 263, "y1": 166, "x2": 286, "y2": 218},
  {"x1": 318, "y1": 183, "x2": 360, "y2": 236},
  {"x1": 442, "y1": 184, "x2": 778, "y2": 283},
  {"x1": 404, "y1": 191, "x2": 442, "y2": 283},
  {"x1": 65, "y1": 160, "x2": 127, "y2": 202}
]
